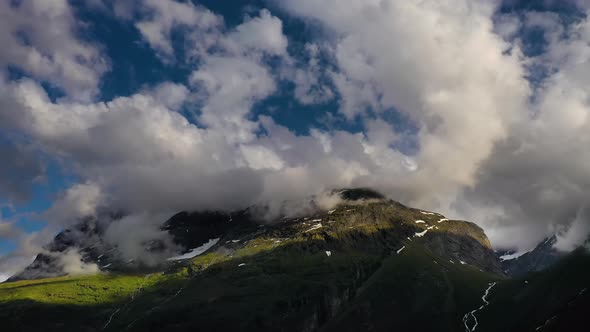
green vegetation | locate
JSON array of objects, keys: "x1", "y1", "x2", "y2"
[{"x1": 0, "y1": 273, "x2": 163, "y2": 305}]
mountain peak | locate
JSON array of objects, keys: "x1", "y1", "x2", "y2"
[{"x1": 333, "y1": 188, "x2": 386, "y2": 201}]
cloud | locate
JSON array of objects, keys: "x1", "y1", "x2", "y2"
[
  {"x1": 554, "y1": 209, "x2": 590, "y2": 252},
  {"x1": 58, "y1": 249, "x2": 100, "y2": 276},
  {"x1": 43, "y1": 182, "x2": 104, "y2": 228},
  {"x1": 4, "y1": 0, "x2": 590, "y2": 279},
  {"x1": 279, "y1": 1, "x2": 530, "y2": 201},
  {"x1": 0, "y1": 218, "x2": 21, "y2": 241},
  {"x1": 0, "y1": 0, "x2": 108, "y2": 100},
  {"x1": 134, "y1": 0, "x2": 222, "y2": 60},
  {"x1": 103, "y1": 213, "x2": 179, "y2": 266},
  {"x1": 273, "y1": 0, "x2": 590, "y2": 251},
  {"x1": 0, "y1": 139, "x2": 44, "y2": 203},
  {"x1": 0, "y1": 231, "x2": 48, "y2": 280},
  {"x1": 222, "y1": 9, "x2": 288, "y2": 56}
]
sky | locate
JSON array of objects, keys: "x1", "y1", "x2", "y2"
[{"x1": 1, "y1": 0, "x2": 590, "y2": 279}]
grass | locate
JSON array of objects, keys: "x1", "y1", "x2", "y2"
[{"x1": 0, "y1": 273, "x2": 163, "y2": 305}]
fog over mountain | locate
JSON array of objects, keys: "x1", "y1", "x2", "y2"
[{"x1": 1, "y1": 0, "x2": 590, "y2": 279}]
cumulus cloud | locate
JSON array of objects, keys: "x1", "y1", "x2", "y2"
[
  {"x1": 135, "y1": 0, "x2": 222, "y2": 60},
  {"x1": 3, "y1": 0, "x2": 590, "y2": 278},
  {"x1": 0, "y1": 0, "x2": 108, "y2": 100},
  {"x1": 0, "y1": 139, "x2": 44, "y2": 203},
  {"x1": 42, "y1": 182, "x2": 104, "y2": 228},
  {"x1": 452, "y1": 5, "x2": 590, "y2": 250}
]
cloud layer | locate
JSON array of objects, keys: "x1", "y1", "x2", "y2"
[{"x1": 2, "y1": 0, "x2": 590, "y2": 276}]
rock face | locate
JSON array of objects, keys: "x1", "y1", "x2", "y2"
[
  {"x1": 423, "y1": 221, "x2": 503, "y2": 275},
  {"x1": 8, "y1": 217, "x2": 107, "y2": 281},
  {"x1": 500, "y1": 236, "x2": 564, "y2": 277}
]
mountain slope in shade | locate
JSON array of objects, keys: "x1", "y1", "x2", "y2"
[
  {"x1": 476, "y1": 247, "x2": 590, "y2": 332},
  {"x1": 500, "y1": 236, "x2": 564, "y2": 277}
]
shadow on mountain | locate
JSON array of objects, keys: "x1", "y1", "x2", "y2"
[{"x1": 0, "y1": 226, "x2": 504, "y2": 332}]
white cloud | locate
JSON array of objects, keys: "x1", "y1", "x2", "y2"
[
  {"x1": 223, "y1": 9, "x2": 288, "y2": 56},
  {"x1": 4, "y1": 0, "x2": 590, "y2": 281},
  {"x1": 291, "y1": 43, "x2": 335, "y2": 105},
  {"x1": 103, "y1": 213, "x2": 179, "y2": 266},
  {"x1": 43, "y1": 182, "x2": 104, "y2": 228},
  {"x1": 135, "y1": 0, "x2": 222, "y2": 59},
  {"x1": 58, "y1": 249, "x2": 100, "y2": 276},
  {"x1": 0, "y1": 0, "x2": 108, "y2": 100},
  {"x1": 554, "y1": 209, "x2": 590, "y2": 252},
  {"x1": 190, "y1": 55, "x2": 276, "y2": 142},
  {"x1": 448, "y1": 6, "x2": 590, "y2": 251},
  {"x1": 279, "y1": 0, "x2": 530, "y2": 207}
]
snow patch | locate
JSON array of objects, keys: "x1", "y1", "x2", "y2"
[
  {"x1": 238, "y1": 263, "x2": 246, "y2": 267},
  {"x1": 396, "y1": 246, "x2": 406, "y2": 254},
  {"x1": 325, "y1": 251, "x2": 332, "y2": 257},
  {"x1": 305, "y1": 223, "x2": 323, "y2": 232},
  {"x1": 328, "y1": 209, "x2": 336, "y2": 214},
  {"x1": 415, "y1": 220, "x2": 426, "y2": 224},
  {"x1": 414, "y1": 229, "x2": 428, "y2": 237},
  {"x1": 499, "y1": 251, "x2": 527, "y2": 261},
  {"x1": 421, "y1": 211, "x2": 435, "y2": 215},
  {"x1": 167, "y1": 238, "x2": 220, "y2": 260},
  {"x1": 437, "y1": 218, "x2": 448, "y2": 223}
]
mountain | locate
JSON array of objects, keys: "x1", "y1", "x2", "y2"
[
  {"x1": 8, "y1": 209, "x2": 259, "y2": 281},
  {"x1": 499, "y1": 236, "x2": 564, "y2": 277},
  {"x1": 0, "y1": 188, "x2": 588, "y2": 331},
  {"x1": 477, "y1": 247, "x2": 590, "y2": 331}
]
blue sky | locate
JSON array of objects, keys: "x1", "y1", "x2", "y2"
[{"x1": 2, "y1": 0, "x2": 590, "y2": 276}]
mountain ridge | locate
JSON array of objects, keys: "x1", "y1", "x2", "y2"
[
  {"x1": 4, "y1": 189, "x2": 587, "y2": 331},
  {"x1": 8, "y1": 188, "x2": 502, "y2": 281}
]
